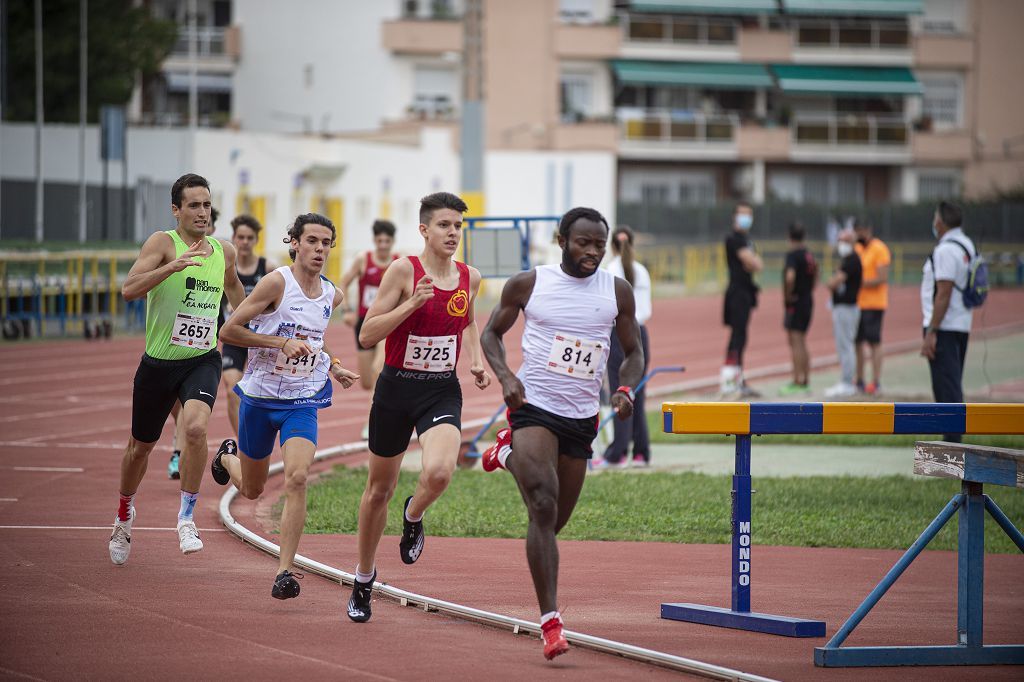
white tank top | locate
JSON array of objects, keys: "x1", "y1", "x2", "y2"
[
  {"x1": 517, "y1": 264, "x2": 619, "y2": 418},
  {"x1": 237, "y1": 267, "x2": 335, "y2": 402}
]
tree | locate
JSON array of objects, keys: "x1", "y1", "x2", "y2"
[{"x1": 2, "y1": 0, "x2": 176, "y2": 123}]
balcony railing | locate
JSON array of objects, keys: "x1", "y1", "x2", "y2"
[
  {"x1": 792, "y1": 113, "x2": 909, "y2": 147},
  {"x1": 791, "y1": 18, "x2": 910, "y2": 49},
  {"x1": 619, "y1": 12, "x2": 737, "y2": 46},
  {"x1": 619, "y1": 109, "x2": 739, "y2": 144},
  {"x1": 171, "y1": 27, "x2": 227, "y2": 57}
]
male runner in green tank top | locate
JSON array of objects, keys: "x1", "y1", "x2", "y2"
[{"x1": 108, "y1": 173, "x2": 245, "y2": 564}]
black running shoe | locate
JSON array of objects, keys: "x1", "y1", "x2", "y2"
[
  {"x1": 271, "y1": 570, "x2": 303, "y2": 600},
  {"x1": 210, "y1": 439, "x2": 237, "y2": 486},
  {"x1": 399, "y1": 496, "x2": 424, "y2": 565},
  {"x1": 347, "y1": 571, "x2": 376, "y2": 623}
]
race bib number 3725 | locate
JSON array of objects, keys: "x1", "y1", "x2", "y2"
[
  {"x1": 403, "y1": 334, "x2": 456, "y2": 372},
  {"x1": 171, "y1": 312, "x2": 215, "y2": 350},
  {"x1": 545, "y1": 333, "x2": 603, "y2": 379}
]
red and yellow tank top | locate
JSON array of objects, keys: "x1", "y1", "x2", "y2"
[
  {"x1": 357, "y1": 252, "x2": 398, "y2": 317},
  {"x1": 383, "y1": 256, "x2": 471, "y2": 373}
]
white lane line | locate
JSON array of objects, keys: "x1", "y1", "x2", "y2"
[
  {"x1": 12, "y1": 466, "x2": 85, "y2": 473},
  {"x1": 0, "y1": 367, "x2": 122, "y2": 386},
  {"x1": 0, "y1": 498, "x2": 18, "y2": 502},
  {"x1": 0, "y1": 403, "x2": 130, "y2": 424},
  {"x1": 0, "y1": 525, "x2": 227, "y2": 532},
  {"x1": 0, "y1": 441, "x2": 125, "y2": 450}
]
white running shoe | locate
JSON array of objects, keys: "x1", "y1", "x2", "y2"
[
  {"x1": 824, "y1": 382, "x2": 858, "y2": 398},
  {"x1": 109, "y1": 507, "x2": 135, "y2": 565},
  {"x1": 176, "y1": 519, "x2": 203, "y2": 554}
]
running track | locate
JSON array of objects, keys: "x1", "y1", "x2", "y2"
[{"x1": 1, "y1": 286, "x2": 1022, "y2": 680}]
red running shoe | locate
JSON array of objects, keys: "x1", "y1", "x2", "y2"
[
  {"x1": 481, "y1": 428, "x2": 511, "y2": 472},
  {"x1": 541, "y1": 616, "x2": 569, "y2": 660}
]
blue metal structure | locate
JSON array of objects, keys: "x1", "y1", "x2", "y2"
[{"x1": 462, "y1": 215, "x2": 560, "y2": 278}]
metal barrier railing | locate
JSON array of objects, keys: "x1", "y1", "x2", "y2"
[{"x1": 0, "y1": 250, "x2": 142, "y2": 339}]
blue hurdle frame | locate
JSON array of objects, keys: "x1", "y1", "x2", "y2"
[
  {"x1": 463, "y1": 215, "x2": 559, "y2": 278},
  {"x1": 660, "y1": 432, "x2": 827, "y2": 637},
  {"x1": 814, "y1": 480, "x2": 1024, "y2": 667}
]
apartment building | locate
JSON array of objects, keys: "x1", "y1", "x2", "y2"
[
  {"x1": 136, "y1": 0, "x2": 1022, "y2": 211},
  {"x1": 382, "y1": 0, "x2": 1022, "y2": 210}
]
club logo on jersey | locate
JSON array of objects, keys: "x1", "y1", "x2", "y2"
[
  {"x1": 446, "y1": 289, "x2": 469, "y2": 317},
  {"x1": 323, "y1": 304, "x2": 331, "y2": 320}
]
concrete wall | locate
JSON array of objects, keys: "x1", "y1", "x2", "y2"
[{"x1": 231, "y1": 0, "x2": 407, "y2": 133}]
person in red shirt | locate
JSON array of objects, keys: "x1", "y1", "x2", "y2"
[
  {"x1": 346, "y1": 192, "x2": 491, "y2": 623},
  {"x1": 341, "y1": 220, "x2": 399, "y2": 437}
]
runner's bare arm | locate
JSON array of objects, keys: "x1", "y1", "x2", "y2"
[
  {"x1": 464, "y1": 267, "x2": 491, "y2": 390},
  {"x1": 219, "y1": 272, "x2": 310, "y2": 358},
  {"x1": 359, "y1": 258, "x2": 427, "y2": 348},
  {"x1": 339, "y1": 254, "x2": 364, "y2": 295},
  {"x1": 122, "y1": 232, "x2": 199, "y2": 301},
  {"x1": 611, "y1": 277, "x2": 644, "y2": 419},
  {"x1": 221, "y1": 240, "x2": 246, "y2": 310},
  {"x1": 481, "y1": 270, "x2": 536, "y2": 409}
]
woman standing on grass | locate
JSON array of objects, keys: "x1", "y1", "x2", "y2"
[{"x1": 601, "y1": 225, "x2": 652, "y2": 467}]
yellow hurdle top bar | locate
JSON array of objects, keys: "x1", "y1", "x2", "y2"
[{"x1": 661, "y1": 402, "x2": 1024, "y2": 435}]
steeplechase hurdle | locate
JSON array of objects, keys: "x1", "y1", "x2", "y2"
[{"x1": 659, "y1": 402, "x2": 1024, "y2": 642}]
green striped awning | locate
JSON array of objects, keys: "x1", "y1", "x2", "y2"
[
  {"x1": 781, "y1": 0, "x2": 923, "y2": 16},
  {"x1": 613, "y1": 61, "x2": 774, "y2": 90},
  {"x1": 631, "y1": 0, "x2": 778, "y2": 13},
  {"x1": 772, "y1": 65, "x2": 922, "y2": 95}
]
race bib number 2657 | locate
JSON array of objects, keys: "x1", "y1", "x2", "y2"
[{"x1": 170, "y1": 312, "x2": 215, "y2": 350}]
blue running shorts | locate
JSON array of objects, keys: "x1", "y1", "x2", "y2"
[{"x1": 238, "y1": 401, "x2": 318, "y2": 460}]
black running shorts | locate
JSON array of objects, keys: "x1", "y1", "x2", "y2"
[
  {"x1": 131, "y1": 350, "x2": 222, "y2": 443},
  {"x1": 508, "y1": 402, "x2": 599, "y2": 460},
  {"x1": 784, "y1": 298, "x2": 813, "y2": 333},
  {"x1": 367, "y1": 365, "x2": 462, "y2": 457},
  {"x1": 856, "y1": 309, "x2": 885, "y2": 344},
  {"x1": 220, "y1": 342, "x2": 248, "y2": 372}
]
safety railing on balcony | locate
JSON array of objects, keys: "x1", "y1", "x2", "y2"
[
  {"x1": 171, "y1": 26, "x2": 227, "y2": 57},
  {"x1": 619, "y1": 12, "x2": 737, "y2": 46},
  {"x1": 790, "y1": 18, "x2": 910, "y2": 49},
  {"x1": 618, "y1": 109, "x2": 740, "y2": 144},
  {"x1": 792, "y1": 113, "x2": 909, "y2": 147}
]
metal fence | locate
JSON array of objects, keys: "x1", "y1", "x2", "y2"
[{"x1": 618, "y1": 201, "x2": 1024, "y2": 245}]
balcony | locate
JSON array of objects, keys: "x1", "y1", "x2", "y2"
[
  {"x1": 912, "y1": 129, "x2": 972, "y2": 163},
  {"x1": 555, "y1": 23, "x2": 621, "y2": 59},
  {"x1": 790, "y1": 113, "x2": 912, "y2": 163},
  {"x1": 405, "y1": 94, "x2": 457, "y2": 121},
  {"x1": 617, "y1": 109, "x2": 739, "y2": 159},
  {"x1": 736, "y1": 124, "x2": 790, "y2": 160},
  {"x1": 170, "y1": 26, "x2": 239, "y2": 59},
  {"x1": 789, "y1": 18, "x2": 912, "y2": 65},
  {"x1": 619, "y1": 12, "x2": 739, "y2": 61},
  {"x1": 382, "y1": 19, "x2": 463, "y2": 55}
]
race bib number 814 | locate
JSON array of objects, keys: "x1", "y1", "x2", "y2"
[{"x1": 545, "y1": 333, "x2": 603, "y2": 379}]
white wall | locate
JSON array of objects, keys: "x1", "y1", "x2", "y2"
[
  {"x1": 232, "y1": 0, "x2": 407, "y2": 133},
  {"x1": 0, "y1": 122, "x2": 460, "y2": 265},
  {"x1": 484, "y1": 150, "x2": 616, "y2": 264}
]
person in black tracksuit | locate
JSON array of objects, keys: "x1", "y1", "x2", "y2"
[
  {"x1": 780, "y1": 222, "x2": 817, "y2": 394},
  {"x1": 721, "y1": 202, "x2": 763, "y2": 395}
]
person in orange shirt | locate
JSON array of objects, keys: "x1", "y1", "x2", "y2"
[{"x1": 853, "y1": 219, "x2": 891, "y2": 395}]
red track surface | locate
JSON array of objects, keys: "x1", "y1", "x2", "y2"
[{"x1": 1, "y1": 286, "x2": 1022, "y2": 680}]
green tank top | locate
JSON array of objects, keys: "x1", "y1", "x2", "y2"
[{"x1": 145, "y1": 231, "x2": 226, "y2": 360}]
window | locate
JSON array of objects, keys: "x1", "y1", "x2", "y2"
[
  {"x1": 560, "y1": 73, "x2": 594, "y2": 122},
  {"x1": 918, "y1": 173, "x2": 959, "y2": 200},
  {"x1": 679, "y1": 180, "x2": 716, "y2": 206},
  {"x1": 919, "y1": 0, "x2": 966, "y2": 35},
  {"x1": 412, "y1": 66, "x2": 458, "y2": 119},
  {"x1": 642, "y1": 184, "x2": 670, "y2": 204},
  {"x1": 920, "y1": 74, "x2": 963, "y2": 127},
  {"x1": 559, "y1": 0, "x2": 594, "y2": 23},
  {"x1": 770, "y1": 171, "x2": 864, "y2": 206}
]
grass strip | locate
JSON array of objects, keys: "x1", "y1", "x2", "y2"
[{"x1": 301, "y1": 467, "x2": 1023, "y2": 553}]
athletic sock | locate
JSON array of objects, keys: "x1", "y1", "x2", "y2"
[
  {"x1": 541, "y1": 610, "x2": 561, "y2": 626},
  {"x1": 405, "y1": 506, "x2": 423, "y2": 524},
  {"x1": 117, "y1": 493, "x2": 134, "y2": 522},
  {"x1": 355, "y1": 566, "x2": 375, "y2": 584},
  {"x1": 178, "y1": 490, "x2": 199, "y2": 523},
  {"x1": 497, "y1": 446, "x2": 512, "y2": 469}
]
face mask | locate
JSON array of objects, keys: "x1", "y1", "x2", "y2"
[
  {"x1": 735, "y1": 214, "x2": 753, "y2": 231},
  {"x1": 837, "y1": 242, "x2": 853, "y2": 257}
]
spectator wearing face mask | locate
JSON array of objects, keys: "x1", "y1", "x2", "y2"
[
  {"x1": 720, "y1": 202, "x2": 762, "y2": 397},
  {"x1": 824, "y1": 228, "x2": 863, "y2": 398}
]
